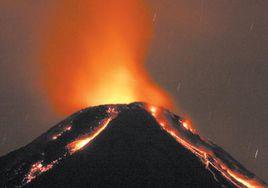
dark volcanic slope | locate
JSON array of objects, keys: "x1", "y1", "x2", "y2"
[
  {"x1": 25, "y1": 104, "x2": 225, "y2": 188},
  {"x1": 0, "y1": 103, "x2": 266, "y2": 188}
]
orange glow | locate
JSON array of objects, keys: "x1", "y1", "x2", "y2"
[
  {"x1": 181, "y1": 119, "x2": 195, "y2": 133},
  {"x1": 39, "y1": 0, "x2": 173, "y2": 114},
  {"x1": 66, "y1": 118, "x2": 111, "y2": 154},
  {"x1": 22, "y1": 104, "x2": 266, "y2": 187},
  {"x1": 150, "y1": 106, "x2": 157, "y2": 114},
  {"x1": 182, "y1": 121, "x2": 189, "y2": 129},
  {"x1": 227, "y1": 170, "x2": 265, "y2": 188},
  {"x1": 52, "y1": 125, "x2": 72, "y2": 140},
  {"x1": 23, "y1": 107, "x2": 118, "y2": 185},
  {"x1": 66, "y1": 107, "x2": 118, "y2": 154},
  {"x1": 145, "y1": 104, "x2": 266, "y2": 188},
  {"x1": 24, "y1": 160, "x2": 59, "y2": 184}
]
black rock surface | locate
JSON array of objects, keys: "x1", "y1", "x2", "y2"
[{"x1": 0, "y1": 103, "x2": 265, "y2": 188}]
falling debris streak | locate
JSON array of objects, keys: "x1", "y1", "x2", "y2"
[
  {"x1": 254, "y1": 149, "x2": 258, "y2": 159},
  {"x1": 176, "y1": 83, "x2": 181, "y2": 92},
  {"x1": 145, "y1": 104, "x2": 266, "y2": 188},
  {"x1": 153, "y1": 12, "x2": 157, "y2": 23},
  {"x1": 249, "y1": 23, "x2": 255, "y2": 32}
]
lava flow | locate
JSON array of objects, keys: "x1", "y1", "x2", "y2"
[
  {"x1": 66, "y1": 118, "x2": 112, "y2": 154},
  {"x1": 145, "y1": 104, "x2": 266, "y2": 188},
  {"x1": 24, "y1": 160, "x2": 59, "y2": 184},
  {"x1": 66, "y1": 107, "x2": 119, "y2": 154},
  {"x1": 20, "y1": 0, "x2": 265, "y2": 187},
  {"x1": 23, "y1": 106, "x2": 118, "y2": 185},
  {"x1": 1, "y1": 103, "x2": 267, "y2": 187}
]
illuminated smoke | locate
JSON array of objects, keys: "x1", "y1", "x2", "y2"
[{"x1": 39, "y1": 0, "x2": 173, "y2": 114}]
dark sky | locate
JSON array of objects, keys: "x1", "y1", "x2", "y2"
[{"x1": 0, "y1": 0, "x2": 267, "y2": 181}]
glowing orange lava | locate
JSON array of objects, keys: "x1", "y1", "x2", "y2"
[
  {"x1": 181, "y1": 119, "x2": 195, "y2": 133},
  {"x1": 66, "y1": 107, "x2": 118, "y2": 154},
  {"x1": 39, "y1": 0, "x2": 173, "y2": 114},
  {"x1": 66, "y1": 117, "x2": 112, "y2": 154},
  {"x1": 22, "y1": 104, "x2": 266, "y2": 187},
  {"x1": 24, "y1": 160, "x2": 59, "y2": 184},
  {"x1": 145, "y1": 104, "x2": 266, "y2": 188},
  {"x1": 24, "y1": 107, "x2": 118, "y2": 184},
  {"x1": 52, "y1": 125, "x2": 72, "y2": 140}
]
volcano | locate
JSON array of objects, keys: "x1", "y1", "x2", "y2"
[{"x1": 0, "y1": 102, "x2": 266, "y2": 188}]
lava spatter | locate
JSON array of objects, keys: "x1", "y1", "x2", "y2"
[
  {"x1": 23, "y1": 160, "x2": 59, "y2": 184},
  {"x1": 51, "y1": 125, "x2": 72, "y2": 140}
]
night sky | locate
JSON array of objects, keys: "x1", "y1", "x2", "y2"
[{"x1": 0, "y1": 1, "x2": 267, "y2": 181}]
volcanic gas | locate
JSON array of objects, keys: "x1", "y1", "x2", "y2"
[
  {"x1": 38, "y1": 0, "x2": 172, "y2": 115},
  {"x1": 22, "y1": 1, "x2": 267, "y2": 187}
]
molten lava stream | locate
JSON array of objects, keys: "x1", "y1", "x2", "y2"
[
  {"x1": 66, "y1": 117, "x2": 113, "y2": 154},
  {"x1": 66, "y1": 107, "x2": 119, "y2": 154},
  {"x1": 145, "y1": 104, "x2": 266, "y2": 188},
  {"x1": 33, "y1": 0, "x2": 266, "y2": 186},
  {"x1": 23, "y1": 107, "x2": 118, "y2": 184}
]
